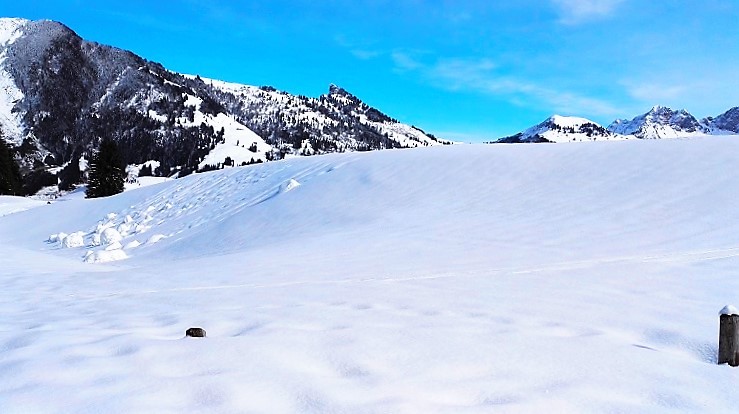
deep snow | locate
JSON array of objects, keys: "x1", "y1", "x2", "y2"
[{"x1": 2, "y1": 138, "x2": 739, "y2": 413}]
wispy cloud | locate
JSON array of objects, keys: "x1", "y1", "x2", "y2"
[
  {"x1": 620, "y1": 74, "x2": 738, "y2": 117},
  {"x1": 335, "y1": 34, "x2": 386, "y2": 62},
  {"x1": 395, "y1": 54, "x2": 620, "y2": 117},
  {"x1": 391, "y1": 52, "x2": 423, "y2": 71},
  {"x1": 350, "y1": 49, "x2": 380, "y2": 60},
  {"x1": 623, "y1": 81, "x2": 687, "y2": 104},
  {"x1": 551, "y1": 0, "x2": 625, "y2": 24}
]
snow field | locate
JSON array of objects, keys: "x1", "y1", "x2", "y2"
[
  {"x1": 2, "y1": 138, "x2": 739, "y2": 412},
  {"x1": 0, "y1": 196, "x2": 44, "y2": 217}
]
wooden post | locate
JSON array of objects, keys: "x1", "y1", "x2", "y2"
[{"x1": 719, "y1": 306, "x2": 739, "y2": 366}]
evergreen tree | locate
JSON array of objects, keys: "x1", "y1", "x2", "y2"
[
  {"x1": 58, "y1": 151, "x2": 83, "y2": 191},
  {"x1": 86, "y1": 138, "x2": 125, "y2": 198},
  {"x1": 138, "y1": 164, "x2": 153, "y2": 177},
  {"x1": 0, "y1": 137, "x2": 23, "y2": 195}
]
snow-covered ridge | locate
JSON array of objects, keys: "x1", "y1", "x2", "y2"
[
  {"x1": 199, "y1": 75, "x2": 448, "y2": 151},
  {"x1": 608, "y1": 105, "x2": 705, "y2": 139},
  {"x1": 497, "y1": 105, "x2": 739, "y2": 143},
  {"x1": 497, "y1": 115, "x2": 621, "y2": 143}
]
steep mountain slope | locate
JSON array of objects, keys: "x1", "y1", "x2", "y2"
[
  {"x1": 495, "y1": 115, "x2": 620, "y2": 143},
  {"x1": 0, "y1": 18, "x2": 444, "y2": 194},
  {"x1": 705, "y1": 107, "x2": 739, "y2": 133},
  {"x1": 607, "y1": 106, "x2": 705, "y2": 139}
]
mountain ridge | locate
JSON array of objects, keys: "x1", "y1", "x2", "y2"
[
  {"x1": 495, "y1": 106, "x2": 739, "y2": 143},
  {"x1": 0, "y1": 17, "x2": 447, "y2": 194}
]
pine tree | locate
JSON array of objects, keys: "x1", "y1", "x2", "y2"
[
  {"x1": 138, "y1": 164, "x2": 153, "y2": 177},
  {"x1": 86, "y1": 138, "x2": 125, "y2": 198},
  {"x1": 58, "y1": 153, "x2": 83, "y2": 191},
  {"x1": 0, "y1": 137, "x2": 23, "y2": 196}
]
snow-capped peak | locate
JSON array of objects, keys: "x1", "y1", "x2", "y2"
[
  {"x1": 549, "y1": 115, "x2": 596, "y2": 128},
  {"x1": 607, "y1": 106, "x2": 704, "y2": 139},
  {"x1": 496, "y1": 115, "x2": 619, "y2": 143}
]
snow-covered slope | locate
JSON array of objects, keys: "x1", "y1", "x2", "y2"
[
  {"x1": 608, "y1": 105, "x2": 706, "y2": 139},
  {"x1": 2, "y1": 138, "x2": 739, "y2": 412},
  {"x1": 496, "y1": 115, "x2": 621, "y2": 143},
  {"x1": 0, "y1": 194, "x2": 44, "y2": 216}
]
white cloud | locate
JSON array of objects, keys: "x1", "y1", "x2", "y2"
[
  {"x1": 623, "y1": 82, "x2": 687, "y2": 104},
  {"x1": 551, "y1": 0, "x2": 625, "y2": 24},
  {"x1": 391, "y1": 52, "x2": 424, "y2": 71},
  {"x1": 410, "y1": 56, "x2": 620, "y2": 117}
]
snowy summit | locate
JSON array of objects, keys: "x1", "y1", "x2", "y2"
[{"x1": 496, "y1": 115, "x2": 618, "y2": 143}]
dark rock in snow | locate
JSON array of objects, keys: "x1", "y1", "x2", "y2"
[{"x1": 186, "y1": 327, "x2": 206, "y2": 338}]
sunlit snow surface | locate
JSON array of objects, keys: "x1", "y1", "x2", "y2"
[{"x1": 2, "y1": 138, "x2": 739, "y2": 413}]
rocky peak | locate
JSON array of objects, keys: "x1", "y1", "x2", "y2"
[{"x1": 711, "y1": 107, "x2": 739, "y2": 133}]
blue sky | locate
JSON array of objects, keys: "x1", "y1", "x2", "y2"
[{"x1": 5, "y1": 1, "x2": 739, "y2": 141}]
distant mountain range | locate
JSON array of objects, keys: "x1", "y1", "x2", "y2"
[
  {"x1": 494, "y1": 105, "x2": 739, "y2": 143},
  {"x1": 0, "y1": 18, "x2": 447, "y2": 194}
]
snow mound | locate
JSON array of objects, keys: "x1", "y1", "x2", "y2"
[
  {"x1": 83, "y1": 249, "x2": 128, "y2": 263},
  {"x1": 147, "y1": 234, "x2": 167, "y2": 244},
  {"x1": 105, "y1": 241, "x2": 123, "y2": 251},
  {"x1": 61, "y1": 231, "x2": 85, "y2": 248},
  {"x1": 100, "y1": 227, "x2": 122, "y2": 245},
  {"x1": 124, "y1": 240, "x2": 142, "y2": 249}
]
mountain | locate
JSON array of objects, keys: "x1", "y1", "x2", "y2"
[
  {"x1": 0, "y1": 18, "x2": 446, "y2": 194},
  {"x1": 607, "y1": 106, "x2": 705, "y2": 139},
  {"x1": 496, "y1": 105, "x2": 739, "y2": 144},
  {"x1": 705, "y1": 107, "x2": 739, "y2": 133},
  {"x1": 495, "y1": 115, "x2": 620, "y2": 143}
]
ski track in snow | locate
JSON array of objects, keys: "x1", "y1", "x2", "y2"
[{"x1": 3, "y1": 140, "x2": 739, "y2": 413}]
